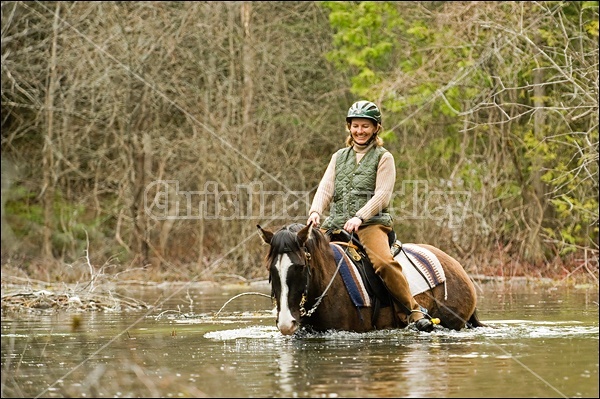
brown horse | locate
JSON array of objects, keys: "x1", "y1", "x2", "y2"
[{"x1": 257, "y1": 222, "x2": 485, "y2": 336}]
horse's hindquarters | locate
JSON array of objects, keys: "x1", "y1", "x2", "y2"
[{"x1": 414, "y1": 244, "x2": 478, "y2": 330}]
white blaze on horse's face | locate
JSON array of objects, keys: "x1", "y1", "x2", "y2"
[{"x1": 274, "y1": 253, "x2": 299, "y2": 335}]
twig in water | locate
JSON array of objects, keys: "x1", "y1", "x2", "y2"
[
  {"x1": 214, "y1": 292, "x2": 271, "y2": 317},
  {"x1": 154, "y1": 309, "x2": 182, "y2": 320}
]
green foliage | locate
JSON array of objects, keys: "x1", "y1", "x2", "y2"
[
  {"x1": 4, "y1": 185, "x2": 44, "y2": 233},
  {"x1": 4, "y1": 183, "x2": 106, "y2": 259},
  {"x1": 320, "y1": 1, "x2": 404, "y2": 95},
  {"x1": 323, "y1": 0, "x2": 598, "y2": 264},
  {"x1": 519, "y1": 114, "x2": 598, "y2": 250},
  {"x1": 428, "y1": 134, "x2": 459, "y2": 162},
  {"x1": 378, "y1": 128, "x2": 396, "y2": 144}
]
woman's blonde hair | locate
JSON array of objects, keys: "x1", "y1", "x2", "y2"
[{"x1": 345, "y1": 122, "x2": 384, "y2": 147}]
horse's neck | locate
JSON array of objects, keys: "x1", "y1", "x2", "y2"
[{"x1": 308, "y1": 248, "x2": 341, "y2": 295}]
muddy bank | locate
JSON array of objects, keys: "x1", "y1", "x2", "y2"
[
  {"x1": 1, "y1": 276, "x2": 271, "y2": 313},
  {"x1": 2, "y1": 273, "x2": 595, "y2": 314}
]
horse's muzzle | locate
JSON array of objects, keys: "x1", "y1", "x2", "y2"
[{"x1": 277, "y1": 316, "x2": 300, "y2": 335}]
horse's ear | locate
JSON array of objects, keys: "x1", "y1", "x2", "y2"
[
  {"x1": 297, "y1": 222, "x2": 313, "y2": 245},
  {"x1": 257, "y1": 224, "x2": 273, "y2": 245}
]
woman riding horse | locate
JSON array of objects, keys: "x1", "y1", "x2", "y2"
[
  {"x1": 307, "y1": 100, "x2": 434, "y2": 332},
  {"x1": 258, "y1": 222, "x2": 485, "y2": 335}
]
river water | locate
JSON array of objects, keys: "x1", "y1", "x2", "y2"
[{"x1": 1, "y1": 280, "x2": 598, "y2": 398}]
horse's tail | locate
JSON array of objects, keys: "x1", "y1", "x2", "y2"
[{"x1": 466, "y1": 308, "x2": 488, "y2": 328}]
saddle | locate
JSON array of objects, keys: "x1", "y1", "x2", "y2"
[
  {"x1": 325, "y1": 228, "x2": 402, "y2": 325},
  {"x1": 326, "y1": 228, "x2": 402, "y2": 255}
]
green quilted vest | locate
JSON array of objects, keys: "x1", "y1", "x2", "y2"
[{"x1": 321, "y1": 146, "x2": 393, "y2": 230}]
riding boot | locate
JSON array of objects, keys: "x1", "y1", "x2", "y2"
[
  {"x1": 379, "y1": 267, "x2": 433, "y2": 332},
  {"x1": 357, "y1": 225, "x2": 434, "y2": 332}
]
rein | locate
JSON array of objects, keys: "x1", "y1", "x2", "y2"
[{"x1": 298, "y1": 238, "x2": 349, "y2": 318}]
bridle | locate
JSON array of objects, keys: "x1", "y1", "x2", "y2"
[
  {"x1": 297, "y1": 243, "x2": 344, "y2": 318},
  {"x1": 271, "y1": 232, "x2": 343, "y2": 319}
]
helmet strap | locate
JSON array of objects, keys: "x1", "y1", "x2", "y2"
[
  {"x1": 364, "y1": 124, "x2": 380, "y2": 146},
  {"x1": 353, "y1": 133, "x2": 376, "y2": 149}
]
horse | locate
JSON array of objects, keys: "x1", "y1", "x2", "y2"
[{"x1": 257, "y1": 222, "x2": 485, "y2": 336}]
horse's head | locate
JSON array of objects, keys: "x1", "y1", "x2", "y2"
[{"x1": 257, "y1": 222, "x2": 324, "y2": 335}]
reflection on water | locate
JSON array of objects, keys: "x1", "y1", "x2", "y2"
[
  {"x1": 202, "y1": 320, "x2": 598, "y2": 398},
  {"x1": 1, "y1": 283, "x2": 598, "y2": 398}
]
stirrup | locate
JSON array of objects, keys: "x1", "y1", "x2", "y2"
[{"x1": 411, "y1": 306, "x2": 440, "y2": 326}]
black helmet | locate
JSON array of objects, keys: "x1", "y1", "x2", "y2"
[{"x1": 346, "y1": 100, "x2": 381, "y2": 124}]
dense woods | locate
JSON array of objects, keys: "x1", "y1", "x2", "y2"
[{"x1": 1, "y1": 1, "x2": 598, "y2": 283}]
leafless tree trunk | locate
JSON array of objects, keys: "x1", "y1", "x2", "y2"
[{"x1": 41, "y1": 2, "x2": 61, "y2": 258}]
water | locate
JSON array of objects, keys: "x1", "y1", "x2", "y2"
[{"x1": 1, "y1": 281, "x2": 598, "y2": 398}]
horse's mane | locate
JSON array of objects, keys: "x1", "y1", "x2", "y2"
[
  {"x1": 303, "y1": 226, "x2": 332, "y2": 261},
  {"x1": 266, "y1": 223, "x2": 332, "y2": 267},
  {"x1": 268, "y1": 224, "x2": 303, "y2": 258}
]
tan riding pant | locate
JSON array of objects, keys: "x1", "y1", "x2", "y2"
[{"x1": 356, "y1": 224, "x2": 424, "y2": 323}]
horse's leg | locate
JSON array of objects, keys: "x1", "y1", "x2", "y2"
[
  {"x1": 467, "y1": 308, "x2": 487, "y2": 328},
  {"x1": 373, "y1": 306, "x2": 402, "y2": 330},
  {"x1": 416, "y1": 245, "x2": 478, "y2": 330}
]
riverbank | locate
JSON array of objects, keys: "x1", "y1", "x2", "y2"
[
  {"x1": 2, "y1": 245, "x2": 598, "y2": 314},
  {"x1": 2, "y1": 269, "x2": 597, "y2": 314}
]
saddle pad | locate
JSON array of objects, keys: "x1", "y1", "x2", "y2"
[
  {"x1": 397, "y1": 244, "x2": 447, "y2": 299},
  {"x1": 330, "y1": 243, "x2": 371, "y2": 308}
]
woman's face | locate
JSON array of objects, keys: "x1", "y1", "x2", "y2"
[{"x1": 349, "y1": 118, "x2": 377, "y2": 146}]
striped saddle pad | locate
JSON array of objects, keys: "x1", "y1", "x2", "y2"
[
  {"x1": 398, "y1": 244, "x2": 447, "y2": 299},
  {"x1": 330, "y1": 242, "x2": 447, "y2": 308}
]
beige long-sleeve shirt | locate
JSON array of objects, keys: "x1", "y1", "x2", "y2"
[{"x1": 309, "y1": 143, "x2": 395, "y2": 221}]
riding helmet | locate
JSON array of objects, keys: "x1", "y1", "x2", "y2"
[{"x1": 346, "y1": 100, "x2": 382, "y2": 124}]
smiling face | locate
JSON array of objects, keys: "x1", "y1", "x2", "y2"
[{"x1": 348, "y1": 117, "x2": 378, "y2": 146}]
